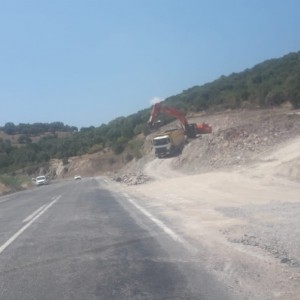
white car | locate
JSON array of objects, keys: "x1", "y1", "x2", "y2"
[
  {"x1": 74, "y1": 175, "x2": 82, "y2": 180},
  {"x1": 35, "y1": 175, "x2": 48, "y2": 186}
]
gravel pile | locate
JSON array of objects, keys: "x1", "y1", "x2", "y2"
[{"x1": 113, "y1": 172, "x2": 151, "y2": 185}]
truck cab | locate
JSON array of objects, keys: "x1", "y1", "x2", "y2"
[
  {"x1": 152, "y1": 129, "x2": 185, "y2": 158},
  {"x1": 153, "y1": 135, "x2": 172, "y2": 158}
]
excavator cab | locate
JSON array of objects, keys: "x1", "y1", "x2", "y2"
[
  {"x1": 185, "y1": 122, "x2": 212, "y2": 138},
  {"x1": 185, "y1": 123, "x2": 197, "y2": 138}
]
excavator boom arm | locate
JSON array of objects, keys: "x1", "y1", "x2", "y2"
[
  {"x1": 148, "y1": 102, "x2": 212, "y2": 137},
  {"x1": 148, "y1": 103, "x2": 188, "y2": 128}
]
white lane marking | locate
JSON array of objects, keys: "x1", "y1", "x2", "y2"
[
  {"x1": 0, "y1": 195, "x2": 61, "y2": 255},
  {"x1": 22, "y1": 204, "x2": 47, "y2": 223},
  {"x1": 123, "y1": 193, "x2": 197, "y2": 254},
  {"x1": 0, "y1": 197, "x2": 11, "y2": 204}
]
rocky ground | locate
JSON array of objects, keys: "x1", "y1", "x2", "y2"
[{"x1": 114, "y1": 106, "x2": 300, "y2": 300}]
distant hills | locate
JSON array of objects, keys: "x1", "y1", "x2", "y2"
[{"x1": 1, "y1": 50, "x2": 299, "y2": 174}]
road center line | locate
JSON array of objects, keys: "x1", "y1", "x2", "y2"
[
  {"x1": 23, "y1": 204, "x2": 47, "y2": 223},
  {"x1": 123, "y1": 193, "x2": 197, "y2": 254},
  {"x1": 0, "y1": 195, "x2": 61, "y2": 255}
]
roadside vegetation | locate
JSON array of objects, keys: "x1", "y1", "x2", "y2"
[
  {"x1": 0, "y1": 174, "x2": 32, "y2": 193},
  {"x1": 0, "y1": 50, "x2": 299, "y2": 176}
]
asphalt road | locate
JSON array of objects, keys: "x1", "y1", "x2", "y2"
[{"x1": 0, "y1": 178, "x2": 231, "y2": 300}]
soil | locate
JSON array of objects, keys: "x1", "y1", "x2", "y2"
[{"x1": 115, "y1": 106, "x2": 300, "y2": 300}]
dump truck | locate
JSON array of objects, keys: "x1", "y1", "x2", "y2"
[{"x1": 152, "y1": 129, "x2": 185, "y2": 158}]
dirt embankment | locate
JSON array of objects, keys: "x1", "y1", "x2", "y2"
[{"x1": 117, "y1": 107, "x2": 300, "y2": 300}]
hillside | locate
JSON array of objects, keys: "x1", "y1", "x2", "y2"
[
  {"x1": 116, "y1": 104, "x2": 300, "y2": 182},
  {"x1": 164, "y1": 51, "x2": 300, "y2": 112},
  {"x1": 0, "y1": 50, "x2": 300, "y2": 185}
]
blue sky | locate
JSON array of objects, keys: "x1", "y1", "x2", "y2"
[{"x1": 1, "y1": 0, "x2": 300, "y2": 129}]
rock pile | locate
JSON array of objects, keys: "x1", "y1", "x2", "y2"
[{"x1": 113, "y1": 172, "x2": 151, "y2": 185}]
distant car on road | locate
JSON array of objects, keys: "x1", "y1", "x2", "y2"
[
  {"x1": 35, "y1": 175, "x2": 48, "y2": 186},
  {"x1": 74, "y1": 175, "x2": 82, "y2": 180}
]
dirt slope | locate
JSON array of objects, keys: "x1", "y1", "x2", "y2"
[{"x1": 118, "y1": 107, "x2": 300, "y2": 300}]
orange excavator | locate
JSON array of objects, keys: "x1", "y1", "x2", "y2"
[{"x1": 148, "y1": 103, "x2": 212, "y2": 138}]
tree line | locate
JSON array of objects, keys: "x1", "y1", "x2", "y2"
[
  {"x1": 164, "y1": 51, "x2": 300, "y2": 112},
  {"x1": 1, "y1": 122, "x2": 78, "y2": 136},
  {"x1": 0, "y1": 109, "x2": 151, "y2": 173}
]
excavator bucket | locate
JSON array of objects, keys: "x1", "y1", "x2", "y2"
[
  {"x1": 186, "y1": 124, "x2": 197, "y2": 138},
  {"x1": 148, "y1": 120, "x2": 163, "y2": 131}
]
